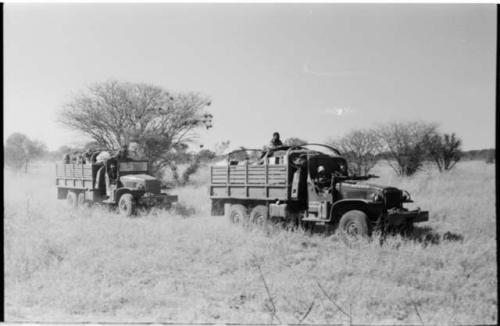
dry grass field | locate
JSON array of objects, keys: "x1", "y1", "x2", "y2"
[{"x1": 4, "y1": 160, "x2": 497, "y2": 324}]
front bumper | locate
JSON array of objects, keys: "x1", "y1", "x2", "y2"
[
  {"x1": 385, "y1": 208, "x2": 429, "y2": 226},
  {"x1": 138, "y1": 193, "x2": 178, "y2": 207}
]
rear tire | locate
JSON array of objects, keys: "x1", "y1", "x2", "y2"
[
  {"x1": 118, "y1": 193, "x2": 135, "y2": 217},
  {"x1": 228, "y1": 204, "x2": 248, "y2": 225},
  {"x1": 77, "y1": 192, "x2": 87, "y2": 208},
  {"x1": 339, "y1": 210, "x2": 369, "y2": 239},
  {"x1": 249, "y1": 205, "x2": 268, "y2": 226},
  {"x1": 67, "y1": 191, "x2": 78, "y2": 209}
]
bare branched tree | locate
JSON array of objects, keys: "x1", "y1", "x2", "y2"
[
  {"x1": 331, "y1": 129, "x2": 381, "y2": 176},
  {"x1": 425, "y1": 132, "x2": 462, "y2": 172},
  {"x1": 58, "y1": 80, "x2": 212, "y2": 174},
  {"x1": 4, "y1": 133, "x2": 47, "y2": 173},
  {"x1": 378, "y1": 121, "x2": 438, "y2": 176}
]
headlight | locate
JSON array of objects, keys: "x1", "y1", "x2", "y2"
[
  {"x1": 402, "y1": 190, "x2": 412, "y2": 202},
  {"x1": 372, "y1": 192, "x2": 384, "y2": 202}
]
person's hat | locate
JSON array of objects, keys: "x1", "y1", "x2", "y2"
[{"x1": 318, "y1": 166, "x2": 325, "y2": 172}]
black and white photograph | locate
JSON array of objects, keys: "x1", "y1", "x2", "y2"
[{"x1": 3, "y1": 2, "x2": 497, "y2": 324}]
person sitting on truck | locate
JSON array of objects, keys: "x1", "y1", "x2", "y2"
[
  {"x1": 269, "y1": 132, "x2": 283, "y2": 148},
  {"x1": 71, "y1": 151, "x2": 79, "y2": 163},
  {"x1": 93, "y1": 152, "x2": 109, "y2": 193},
  {"x1": 96, "y1": 151, "x2": 111, "y2": 163},
  {"x1": 63, "y1": 153, "x2": 71, "y2": 164},
  {"x1": 112, "y1": 145, "x2": 131, "y2": 162},
  {"x1": 89, "y1": 151, "x2": 98, "y2": 163},
  {"x1": 127, "y1": 142, "x2": 141, "y2": 161},
  {"x1": 107, "y1": 159, "x2": 118, "y2": 183},
  {"x1": 83, "y1": 149, "x2": 93, "y2": 164}
]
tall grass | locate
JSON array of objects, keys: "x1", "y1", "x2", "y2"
[{"x1": 4, "y1": 161, "x2": 497, "y2": 323}]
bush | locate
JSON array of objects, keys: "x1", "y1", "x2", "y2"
[
  {"x1": 485, "y1": 150, "x2": 495, "y2": 164},
  {"x1": 425, "y1": 132, "x2": 462, "y2": 172},
  {"x1": 331, "y1": 129, "x2": 381, "y2": 176},
  {"x1": 378, "y1": 121, "x2": 438, "y2": 176}
]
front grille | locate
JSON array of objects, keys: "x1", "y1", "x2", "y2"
[
  {"x1": 384, "y1": 188, "x2": 402, "y2": 209},
  {"x1": 144, "y1": 179, "x2": 161, "y2": 194}
]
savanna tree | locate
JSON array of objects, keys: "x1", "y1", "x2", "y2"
[
  {"x1": 425, "y1": 132, "x2": 462, "y2": 172},
  {"x1": 332, "y1": 128, "x2": 382, "y2": 175},
  {"x1": 4, "y1": 133, "x2": 47, "y2": 173},
  {"x1": 378, "y1": 121, "x2": 438, "y2": 176},
  {"x1": 214, "y1": 140, "x2": 231, "y2": 156},
  {"x1": 58, "y1": 80, "x2": 213, "y2": 177}
]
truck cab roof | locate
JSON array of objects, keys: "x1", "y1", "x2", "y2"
[{"x1": 225, "y1": 144, "x2": 342, "y2": 164}]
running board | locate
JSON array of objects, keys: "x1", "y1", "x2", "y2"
[{"x1": 302, "y1": 217, "x2": 329, "y2": 223}]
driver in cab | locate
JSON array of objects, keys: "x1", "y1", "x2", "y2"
[{"x1": 315, "y1": 165, "x2": 331, "y2": 193}]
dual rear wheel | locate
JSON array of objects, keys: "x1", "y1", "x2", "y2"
[
  {"x1": 66, "y1": 191, "x2": 89, "y2": 209},
  {"x1": 228, "y1": 204, "x2": 268, "y2": 227},
  {"x1": 66, "y1": 190, "x2": 135, "y2": 217}
]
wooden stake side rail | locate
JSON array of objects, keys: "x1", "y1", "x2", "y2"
[
  {"x1": 55, "y1": 163, "x2": 94, "y2": 190},
  {"x1": 210, "y1": 164, "x2": 290, "y2": 200}
]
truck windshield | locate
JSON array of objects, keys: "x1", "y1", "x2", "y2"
[
  {"x1": 301, "y1": 145, "x2": 341, "y2": 157},
  {"x1": 119, "y1": 161, "x2": 148, "y2": 172},
  {"x1": 309, "y1": 157, "x2": 348, "y2": 178}
]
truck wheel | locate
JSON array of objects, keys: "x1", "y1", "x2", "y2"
[
  {"x1": 228, "y1": 204, "x2": 248, "y2": 225},
  {"x1": 339, "y1": 210, "x2": 369, "y2": 239},
  {"x1": 249, "y1": 205, "x2": 268, "y2": 226},
  {"x1": 77, "y1": 192, "x2": 87, "y2": 208},
  {"x1": 67, "y1": 191, "x2": 78, "y2": 209},
  {"x1": 118, "y1": 193, "x2": 135, "y2": 217}
]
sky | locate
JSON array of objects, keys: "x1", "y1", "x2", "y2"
[{"x1": 4, "y1": 4, "x2": 497, "y2": 151}]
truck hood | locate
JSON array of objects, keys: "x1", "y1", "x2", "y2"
[
  {"x1": 120, "y1": 174, "x2": 157, "y2": 182},
  {"x1": 337, "y1": 181, "x2": 401, "y2": 201},
  {"x1": 120, "y1": 174, "x2": 161, "y2": 194}
]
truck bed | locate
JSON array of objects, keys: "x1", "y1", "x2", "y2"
[
  {"x1": 55, "y1": 163, "x2": 95, "y2": 190},
  {"x1": 209, "y1": 164, "x2": 289, "y2": 200}
]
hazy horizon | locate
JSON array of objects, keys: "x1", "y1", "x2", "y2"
[{"x1": 4, "y1": 4, "x2": 496, "y2": 151}]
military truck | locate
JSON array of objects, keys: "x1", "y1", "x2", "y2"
[
  {"x1": 56, "y1": 158, "x2": 177, "y2": 216},
  {"x1": 209, "y1": 144, "x2": 428, "y2": 238}
]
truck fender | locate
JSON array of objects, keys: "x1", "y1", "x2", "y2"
[
  {"x1": 115, "y1": 188, "x2": 136, "y2": 203},
  {"x1": 330, "y1": 199, "x2": 369, "y2": 222}
]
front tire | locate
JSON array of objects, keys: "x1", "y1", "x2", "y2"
[
  {"x1": 228, "y1": 204, "x2": 248, "y2": 225},
  {"x1": 339, "y1": 210, "x2": 369, "y2": 239},
  {"x1": 118, "y1": 193, "x2": 135, "y2": 217}
]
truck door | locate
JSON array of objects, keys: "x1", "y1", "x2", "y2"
[{"x1": 290, "y1": 155, "x2": 308, "y2": 204}]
